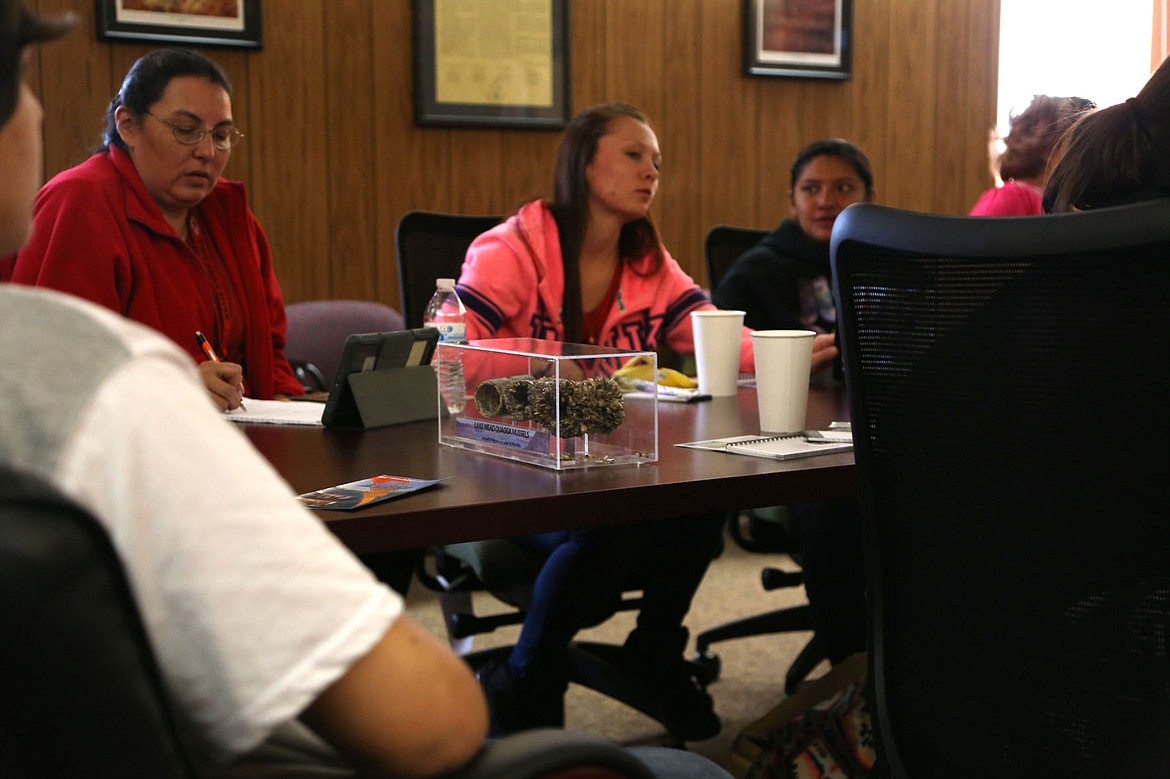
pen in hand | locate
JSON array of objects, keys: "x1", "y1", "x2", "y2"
[
  {"x1": 195, "y1": 330, "x2": 246, "y2": 411},
  {"x1": 195, "y1": 330, "x2": 220, "y2": 363}
]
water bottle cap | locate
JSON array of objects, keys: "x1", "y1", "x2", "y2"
[{"x1": 436, "y1": 278, "x2": 456, "y2": 290}]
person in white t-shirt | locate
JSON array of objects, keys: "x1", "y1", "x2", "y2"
[{"x1": 0, "y1": 5, "x2": 489, "y2": 777}]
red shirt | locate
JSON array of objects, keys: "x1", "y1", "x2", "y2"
[{"x1": 581, "y1": 262, "x2": 622, "y2": 345}]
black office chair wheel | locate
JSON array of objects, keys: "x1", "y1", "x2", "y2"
[
  {"x1": 761, "y1": 567, "x2": 803, "y2": 591},
  {"x1": 692, "y1": 650, "x2": 721, "y2": 684}
]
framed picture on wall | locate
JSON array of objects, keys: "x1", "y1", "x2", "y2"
[
  {"x1": 413, "y1": 0, "x2": 570, "y2": 129},
  {"x1": 95, "y1": 0, "x2": 263, "y2": 50},
  {"x1": 744, "y1": 0, "x2": 851, "y2": 80}
]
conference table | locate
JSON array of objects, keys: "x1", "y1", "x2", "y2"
[{"x1": 243, "y1": 384, "x2": 856, "y2": 555}]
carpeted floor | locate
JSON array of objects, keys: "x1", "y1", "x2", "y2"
[{"x1": 404, "y1": 524, "x2": 828, "y2": 769}]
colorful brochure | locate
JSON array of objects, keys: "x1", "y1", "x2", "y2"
[{"x1": 296, "y1": 474, "x2": 446, "y2": 511}]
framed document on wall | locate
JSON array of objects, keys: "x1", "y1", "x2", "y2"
[
  {"x1": 744, "y1": 0, "x2": 851, "y2": 80},
  {"x1": 413, "y1": 0, "x2": 570, "y2": 129},
  {"x1": 95, "y1": 0, "x2": 263, "y2": 49}
]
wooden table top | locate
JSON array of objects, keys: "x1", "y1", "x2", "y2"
[{"x1": 243, "y1": 384, "x2": 856, "y2": 554}]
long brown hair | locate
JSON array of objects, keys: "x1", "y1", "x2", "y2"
[
  {"x1": 997, "y1": 95, "x2": 1094, "y2": 183},
  {"x1": 1044, "y1": 59, "x2": 1170, "y2": 212},
  {"x1": 548, "y1": 102, "x2": 664, "y2": 342}
]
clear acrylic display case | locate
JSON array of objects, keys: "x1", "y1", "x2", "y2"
[{"x1": 437, "y1": 338, "x2": 658, "y2": 470}]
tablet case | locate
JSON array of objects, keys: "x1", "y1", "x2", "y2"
[
  {"x1": 347, "y1": 366, "x2": 438, "y2": 428},
  {"x1": 321, "y1": 328, "x2": 441, "y2": 429}
]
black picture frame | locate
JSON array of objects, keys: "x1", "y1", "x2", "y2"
[
  {"x1": 413, "y1": 0, "x2": 570, "y2": 130},
  {"x1": 95, "y1": 0, "x2": 263, "y2": 50},
  {"x1": 744, "y1": 0, "x2": 851, "y2": 80}
]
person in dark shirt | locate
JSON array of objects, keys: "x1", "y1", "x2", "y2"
[
  {"x1": 713, "y1": 138, "x2": 875, "y2": 667},
  {"x1": 713, "y1": 138, "x2": 872, "y2": 383}
]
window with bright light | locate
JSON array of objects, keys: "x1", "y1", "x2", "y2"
[{"x1": 997, "y1": 0, "x2": 1155, "y2": 137}]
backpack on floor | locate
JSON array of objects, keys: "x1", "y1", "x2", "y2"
[{"x1": 726, "y1": 653, "x2": 873, "y2": 779}]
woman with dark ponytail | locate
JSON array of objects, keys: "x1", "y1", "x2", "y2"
[{"x1": 1044, "y1": 57, "x2": 1170, "y2": 213}]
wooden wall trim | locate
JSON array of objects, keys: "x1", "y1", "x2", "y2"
[{"x1": 30, "y1": 0, "x2": 999, "y2": 309}]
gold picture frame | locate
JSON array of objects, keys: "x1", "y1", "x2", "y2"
[{"x1": 413, "y1": 0, "x2": 570, "y2": 129}]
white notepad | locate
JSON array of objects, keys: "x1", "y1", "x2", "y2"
[
  {"x1": 224, "y1": 398, "x2": 325, "y2": 426},
  {"x1": 677, "y1": 430, "x2": 853, "y2": 461}
]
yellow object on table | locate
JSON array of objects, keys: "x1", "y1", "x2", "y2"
[{"x1": 612, "y1": 355, "x2": 698, "y2": 389}]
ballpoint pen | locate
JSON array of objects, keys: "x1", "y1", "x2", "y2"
[
  {"x1": 195, "y1": 330, "x2": 246, "y2": 411},
  {"x1": 195, "y1": 330, "x2": 220, "y2": 363}
]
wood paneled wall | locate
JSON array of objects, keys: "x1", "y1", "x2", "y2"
[{"x1": 28, "y1": 0, "x2": 999, "y2": 309}]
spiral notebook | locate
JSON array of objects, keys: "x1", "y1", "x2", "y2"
[{"x1": 677, "y1": 429, "x2": 853, "y2": 461}]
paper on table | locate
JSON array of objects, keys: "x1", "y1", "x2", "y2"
[
  {"x1": 621, "y1": 379, "x2": 712, "y2": 403},
  {"x1": 677, "y1": 429, "x2": 852, "y2": 461},
  {"x1": 224, "y1": 398, "x2": 325, "y2": 426}
]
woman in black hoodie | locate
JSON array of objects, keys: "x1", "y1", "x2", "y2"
[
  {"x1": 713, "y1": 138, "x2": 874, "y2": 344},
  {"x1": 712, "y1": 139, "x2": 875, "y2": 667}
]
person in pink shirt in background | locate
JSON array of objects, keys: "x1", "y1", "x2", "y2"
[
  {"x1": 458, "y1": 102, "x2": 756, "y2": 743},
  {"x1": 969, "y1": 95, "x2": 1095, "y2": 217}
]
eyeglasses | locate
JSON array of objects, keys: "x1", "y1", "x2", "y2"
[{"x1": 144, "y1": 112, "x2": 244, "y2": 151}]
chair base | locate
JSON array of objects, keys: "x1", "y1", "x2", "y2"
[
  {"x1": 694, "y1": 605, "x2": 825, "y2": 695},
  {"x1": 418, "y1": 548, "x2": 718, "y2": 741},
  {"x1": 569, "y1": 642, "x2": 714, "y2": 743},
  {"x1": 695, "y1": 604, "x2": 813, "y2": 651},
  {"x1": 460, "y1": 641, "x2": 715, "y2": 744}
]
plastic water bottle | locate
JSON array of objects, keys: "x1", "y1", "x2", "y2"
[{"x1": 423, "y1": 278, "x2": 467, "y2": 413}]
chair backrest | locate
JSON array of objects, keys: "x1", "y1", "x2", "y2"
[
  {"x1": 831, "y1": 200, "x2": 1170, "y2": 778},
  {"x1": 0, "y1": 466, "x2": 194, "y2": 778},
  {"x1": 395, "y1": 211, "x2": 503, "y2": 328},
  {"x1": 703, "y1": 224, "x2": 768, "y2": 290},
  {"x1": 285, "y1": 299, "x2": 405, "y2": 391}
]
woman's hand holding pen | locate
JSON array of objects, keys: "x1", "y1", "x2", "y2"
[
  {"x1": 197, "y1": 358, "x2": 246, "y2": 412},
  {"x1": 195, "y1": 331, "x2": 246, "y2": 411}
]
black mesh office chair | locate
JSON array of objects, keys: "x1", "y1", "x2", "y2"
[
  {"x1": 703, "y1": 223, "x2": 768, "y2": 292},
  {"x1": 395, "y1": 210, "x2": 716, "y2": 742},
  {"x1": 695, "y1": 223, "x2": 826, "y2": 695},
  {"x1": 396, "y1": 210, "x2": 503, "y2": 329},
  {"x1": 704, "y1": 223, "x2": 787, "y2": 551},
  {"x1": 0, "y1": 465, "x2": 667, "y2": 778},
  {"x1": 831, "y1": 200, "x2": 1170, "y2": 778}
]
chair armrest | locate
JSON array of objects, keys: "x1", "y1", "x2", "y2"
[
  {"x1": 291, "y1": 360, "x2": 329, "y2": 393},
  {"x1": 439, "y1": 728, "x2": 656, "y2": 779}
]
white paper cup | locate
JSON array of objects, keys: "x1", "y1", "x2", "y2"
[
  {"x1": 691, "y1": 310, "x2": 745, "y2": 397},
  {"x1": 751, "y1": 330, "x2": 815, "y2": 433}
]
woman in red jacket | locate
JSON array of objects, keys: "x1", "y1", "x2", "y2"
[{"x1": 5, "y1": 48, "x2": 300, "y2": 410}]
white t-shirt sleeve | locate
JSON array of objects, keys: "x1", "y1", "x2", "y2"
[{"x1": 53, "y1": 341, "x2": 402, "y2": 764}]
